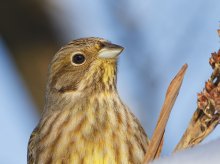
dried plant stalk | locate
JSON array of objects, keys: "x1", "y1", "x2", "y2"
[
  {"x1": 154, "y1": 131, "x2": 164, "y2": 159},
  {"x1": 143, "y1": 64, "x2": 188, "y2": 164},
  {"x1": 174, "y1": 50, "x2": 220, "y2": 152}
]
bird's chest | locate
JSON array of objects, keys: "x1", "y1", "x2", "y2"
[
  {"x1": 38, "y1": 118, "x2": 125, "y2": 164},
  {"x1": 36, "y1": 101, "x2": 145, "y2": 164}
]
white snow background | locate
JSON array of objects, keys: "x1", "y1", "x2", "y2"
[{"x1": 152, "y1": 139, "x2": 220, "y2": 164}]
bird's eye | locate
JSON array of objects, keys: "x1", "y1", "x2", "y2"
[{"x1": 72, "y1": 54, "x2": 86, "y2": 65}]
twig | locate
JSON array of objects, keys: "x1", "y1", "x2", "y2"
[
  {"x1": 143, "y1": 64, "x2": 188, "y2": 164},
  {"x1": 174, "y1": 50, "x2": 220, "y2": 152}
]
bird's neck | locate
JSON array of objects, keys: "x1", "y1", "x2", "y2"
[
  {"x1": 41, "y1": 86, "x2": 126, "y2": 135},
  {"x1": 43, "y1": 85, "x2": 119, "y2": 119}
]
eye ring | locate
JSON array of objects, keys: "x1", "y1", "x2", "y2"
[{"x1": 71, "y1": 53, "x2": 86, "y2": 65}]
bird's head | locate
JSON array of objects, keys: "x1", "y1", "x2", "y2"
[{"x1": 47, "y1": 37, "x2": 124, "y2": 97}]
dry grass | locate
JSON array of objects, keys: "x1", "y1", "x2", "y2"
[
  {"x1": 143, "y1": 28, "x2": 220, "y2": 163},
  {"x1": 174, "y1": 50, "x2": 220, "y2": 152},
  {"x1": 143, "y1": 64, "x2": 187, "y2": 163}
]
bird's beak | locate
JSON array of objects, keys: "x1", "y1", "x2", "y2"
[{"x1": 98, "y1": 42, "x2": 124, "y2": 59}]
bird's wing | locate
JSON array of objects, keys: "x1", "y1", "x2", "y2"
[{"x1": 27, "y1": 126, "x2": 39, "y2": 164}]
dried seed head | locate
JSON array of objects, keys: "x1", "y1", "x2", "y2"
[
  {"x1": 205, "y1": 80, "x2": 214, "y2": 92},
  {"x1": 197, "y1": 92, "x2": 209, "y2": 110},
  {"x1": 209, "y1": 50, "x2": 220, "y2": 69}
]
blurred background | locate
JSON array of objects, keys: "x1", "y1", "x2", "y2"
[{"x1": 0, "y1": 0, "x2": 220, "y2": 163}]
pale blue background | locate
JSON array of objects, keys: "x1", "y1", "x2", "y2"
[{"x1": 0, "y1": 0, "x2": 220, "y2": 163}]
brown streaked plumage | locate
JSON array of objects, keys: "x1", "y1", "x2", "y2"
[{"x1": 28, "y1": 37, "x2": 149, "y2": 164}]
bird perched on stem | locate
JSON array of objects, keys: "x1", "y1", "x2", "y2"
[{"x1": 28, "y1": 37, "x2": 149, "y2": 164}]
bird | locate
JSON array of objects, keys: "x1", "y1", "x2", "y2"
[{"x1": 27, "y1": 37, "x2": 149, "y2": 164}]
